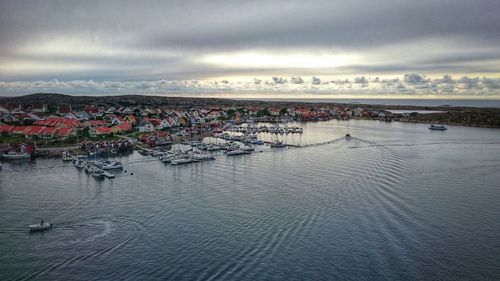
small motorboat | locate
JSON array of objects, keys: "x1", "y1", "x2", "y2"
[
  {"x1": 100, "y1": 161, "x2": 123, "y2": 170},
  {"x1": 429, "y1": 124, "x2": 447, "y2": 131},
  {"x1": 206, "y1": 145, "x2": 221, "y2": 151},
  {"x1": 345, "y1": 133, "x2": 352, "y2": 140},
  {"x1": 242, "y1": 145, "x2": 255, "y2": 152},
  {"x1": 226, "y1": 149, "x2": 247, "y2": 156},
  {"x1": 270, "y1": 140, "x2": 286, "y2": 148},
  {"x1": 61, "y1": 151, "x2": 74, "y2": 161},
  {"x1": 171, "y1": 158, "x2": 193, "y2": 165},
  {"x1": 28, "y1": 222, "x2": 53, "y2": 232},
  {"x1": 91, "y1": 169, "x2": 106, "y2": 179},
  {"x1": 191, "y1": 153, "x2": 215, "y2": 161},
  {"x1": 74, "y1": 159, "x2": 87, "y2": 169},
  {"x1": 2, "y1": 151, "x2": 31, "y2": 160}
]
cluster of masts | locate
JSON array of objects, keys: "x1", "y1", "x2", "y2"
[{"x1": 225, "y1": 126, "x2": 303, "y2": 134}]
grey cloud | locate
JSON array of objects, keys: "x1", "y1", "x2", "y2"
[
  {"x1": 312, "y1": 76, "x2": 321, "y2": 85},
  {"x1": 272, "y1": 77, "x2": 288, "y2": 84},
  {"x1": 354, "y1": 76, "x2": 368, "y2": 84},
  {"x1": 290, "y1": 77, "x2": 304, "y2": 84},
  {"x1": 403, "y1": 74, "x2": 429, "y2": 84}
]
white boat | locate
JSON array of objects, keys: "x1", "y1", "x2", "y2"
[
  {"x1": 345, "y1": 133, "x2": 352, "y2": 140},
  {"x1": 429, "y1": 124, "x2": 447, "y2": 131},
  {"x1": 226, "y1": 149, "x2": 247, "y2": 156},
  {"x1": 222, "y1": 143, "x2": 241, "y2": 151},
  {"x1": 91, "y1": 169, "x2": 106, "y2": 179},
  {"x1": 151, "y1": 150, "x2": 164, "y2": 157},
  {"x1": 61, "y1": 151, "x2": 73, "y2": 161},
  {"x1": 206, "y1": 144, "x2": 221, "y2": 151},
  {"x1": 28, "y1": 222, "x2": 53, "y2": 231},
  {"x1": 171, "y1": 158, "x2": 193, "y2": 165},
  {"x1": 100, "y1": 161, "x2": 123, "y2": 170},
  {"x1": 74, "y1": 159, "x2": 87, "y2": 169},
  {"x1": 2, "y1": 151, "x2": 31, "y2": 160},
  {"x1": 270, "y1": 140, "x2": 286, "y2": 148},
  {"x1": 242, "y1": 145, "x2": 255, "y2": 152},
  {"x1": 191, "y1": 153, "x2": 215, "y2": 161},
  {"x1": 250, "y1": 139, "x2": 264, "y2": 145}
]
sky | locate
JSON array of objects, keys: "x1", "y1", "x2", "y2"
[{"x1": 0, "y1": 0, "x2": 500, "y2": 98}]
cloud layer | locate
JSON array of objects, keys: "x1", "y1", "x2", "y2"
[
  {"x1": 1, "y1": 75, "x2": 499, "y2": 97},
  {"x1": 0, "y1": 0, "x2": 499, "y2": 96}
]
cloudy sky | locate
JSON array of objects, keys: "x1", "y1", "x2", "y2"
[{"x1": 1, "y1": 0, "x2": 499, "y2": 98}]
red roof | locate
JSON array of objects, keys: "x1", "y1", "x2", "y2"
[
  {"x1": 94, "y1": 127, "x2": 112, "y2": 134},
  {"x1": 24, "y1": 126, "x2": 45, "y2": 135},
  {"x1": 11, "y1": 126, "x2": 28, "y2": 134},
  {"x1": 34, "y1": 117, "x2": 82, "y2": 128},
  {"x1": 58, "y1": 105, "x2": 72, "y2": 114},
  {"x1": 85, "y1": 105, "x2": 100, "y2": 114},
  {"x1": 87, "y1": 120, "x2": 107, "y2": 126},
  {"x1": 56, "y1": 127, "x2": 73, "y2": 136},
  {"x1": 0, "y1": 124, "x2": 14, "y2": 133},
  {"x1": 114, "y1": 122, "x2": 132, "y2": 131},
  {"x1": 152, "y1": 131, "x2": 169, "y2": 137},
  {"x1": 41, "y1": 127, "x2": 57, "y2": 135}
]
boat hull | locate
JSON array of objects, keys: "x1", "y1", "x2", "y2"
[
  {"x1": 28, "y1": 223, "x2": 52, "y2": 231},
  {"x1": 2, "y1": 154, "x2": 31, "y2": 160}
]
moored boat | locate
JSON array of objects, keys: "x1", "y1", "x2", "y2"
[
  {"x1": 226, "y1": 149, "x2": 247, "y2": 156},
  {"x1": 61, "y1": 151, "x2": 74, "y2": 161},
  {"x1": 74, "y1": 159, "x2": 87, "y2": 169},
  {"x1": 171, "y1": 158, "x2": 193, "y2": 165},
  {"x1": 242, "y1": 145, "x2": 255, "y2": 152},
  {"x1": 270, "y1": 140, "x2": 286, "y2": 148},
  {"x1": 429, "y1": 124, "x2": 447, "y2": 131},
  {"x1": 100, "y1": 160, "x2": 123, "y2": 170},
  {"x1": 2, "y1": 151, "x2": 31, "y2": 160},
  {"x1": 191, "y1": 153, "x2": 215, "y2": 161},
  {"x1": 91, "y1": 169, "x2": 106, "y2": 179}
]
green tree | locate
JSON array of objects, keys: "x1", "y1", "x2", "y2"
[
  {"x1": 279, "y1": 107, "x2": 288, "y2": 116},
  {"x1": 226, "y1": 109, "x2": 236, "y2": 117},
  {"x1": 256, "y1": 108, "x2": 270, "y2": 117}
]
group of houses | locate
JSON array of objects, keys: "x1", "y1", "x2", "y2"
[{"x1": 0, "y1": 101, "x2": 389, "y2": 144}]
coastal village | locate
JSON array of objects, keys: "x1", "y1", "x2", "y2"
[{"x1": 0, "y1": 100, "x2": 393, "y2": 157}]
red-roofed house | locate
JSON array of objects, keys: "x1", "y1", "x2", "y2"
[
  {"x1": 85, "y1": 120, "x2": 108, "y2": 128},
  {"x1": 10, "y1": 126, "x2": 28, "y2": 135},
  {"x1": 111, "y1": 122, "x2": 132, "y2": 134},
  {"x1": 57, "y1": 105, "x2": 72, "y2": 114},
  {"x1": 90, "y1": 127, "x2": 112, "y2": 136},
  {"x1": 34, "y1": 117, "x2": 82, "y2": 128},
  {"x1": 0, "y1": 124, "x2": 14, "y2": 134},
  {"x1": 40, "y1": 127, "x2": 57, "y2": 139},
  {"x1": 55, "y1": 127, "x2": 74, "y2": 139},
  {"x1": 24, "y1": 126, "x2": 46, "y2": 138},
  {"x1": 31, "y1": 104, "x2": 48, "y2": 113},
  {"x1": 124, "y1": 115, "x2": 137, "y2": 125},
  {"x1": 85, "y1": 105, "x2": 100, "y2": 116}
]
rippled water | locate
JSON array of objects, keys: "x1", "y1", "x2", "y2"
[{"x1": 1, "y1": 120, "x2": 500, "y2": 280}]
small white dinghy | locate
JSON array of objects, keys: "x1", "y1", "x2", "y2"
[{"x1": 28, "y1": 222, "x2": 53, "y2": 231}]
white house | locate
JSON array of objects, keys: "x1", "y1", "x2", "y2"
[{"x1": 138, "y1": 121, "x2": 155, "y2": 132}]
